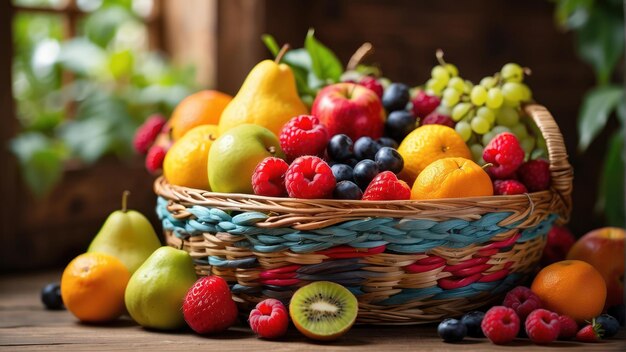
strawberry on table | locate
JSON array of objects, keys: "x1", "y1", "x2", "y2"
[{"x1": 576, "y1": 319, "x2": 604, "y2": 342}]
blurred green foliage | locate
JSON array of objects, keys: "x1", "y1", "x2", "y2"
[
  {"x1": 553, "y1": 0, "x2": 625, "y2": 227},
  {"x1": 11, "y1": 0, "x2": 197, "y2": 196}
]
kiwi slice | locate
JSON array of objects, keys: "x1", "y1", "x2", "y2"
[{"x1": 289, "y1": 281, "x2": 358, "y2": 341}]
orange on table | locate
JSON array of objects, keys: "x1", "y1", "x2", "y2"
[
  {"x1": 411, "y1": 157, "x2": 493, "y2": 200},
  {"x1": 168, "y1": 90, "x2": 232, "y2": 140},
  {"x1": 61, "y1": 252, "x2": 130, "y2": 323},
  {"x1": 397, "y1": 124, "x2": 471, "y2": 184},
  {"x1": 530, "y1": 260, "x2": 606, "y2": 323}
]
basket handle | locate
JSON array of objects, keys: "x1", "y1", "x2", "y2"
[{"x1": 524, "y1": 104, "x2": 573, "y2": 224}]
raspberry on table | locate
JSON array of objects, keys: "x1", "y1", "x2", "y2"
[
  {"x1": 493, "y1": 179, "x2": 528, "y2": 195},
  {"x1": 481, "y1": 306, "x2": 520, "y2": 345},
  {"x1": 279, "y1": 115, "x2": 328, "y2": 162},
  {"x1": 362, "y1": 171, "x2": 411, "y2": 201},
  {"x1": 502, "y1": 286, "x2": 543, "y2": 323},
  {"x1": 145, "y1": 145, "x2": 166, "y2": 174},
  {"x1": 183, "y1": 276, "x2": 238, "y2": 334},
  {"x1": 557, "y1": 315, "x2": 578, "y2": 340},
  {"x1": 420, "y1": 112, "x2": 455, "y2": 128},
  {"x1": 248, "y1": 298, "x2": 289, "y2": 339},
  {"x1": 412, "y1": 90, "x2": 441, "y2": 118},
  {"x1": 483, "y1": 132, "x2": 525, "y2": 179},
  {"x1": 285, "y1": 156, "x2": 336, "y2": 199},
  {"x1": 133, "y1": 114, "x2": 167, "y2": 154},
  {"x1": 252, "y1": 157, "x2": 289, "y2": 197},
  {"x1": 517, "y1": 159, "x2": 551, "y2": 192},
  {"x1": 359, "y1": 76, "x2": 384, "y2": 98},
  {"x1": 525, "y1": 309, "x2": 560, "y2": 344}
]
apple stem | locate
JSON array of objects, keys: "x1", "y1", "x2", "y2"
[
  {"x1": 121, "y1": 190, "x2": 130, "y2": 213},
  {"x1": 268, "y1": 146, "x2": 276, "y2": 155},
  {"x1": 209, "y1": 134, "x2": 216, "y2": 141},
  {"x1": 347, "y1": 42, "x2": 374, "y2": 71},
  {"x1": 275, "y1": 44, "x2": 290, "y2": 64}
]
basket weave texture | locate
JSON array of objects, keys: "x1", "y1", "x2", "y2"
[{"x1": 155, "y1": 104, "x2": 573, "y2": 324}]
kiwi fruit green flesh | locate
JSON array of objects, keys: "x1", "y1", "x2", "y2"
[{"x1": 289, "y1": 281, "x2": 358, "y2": 341}]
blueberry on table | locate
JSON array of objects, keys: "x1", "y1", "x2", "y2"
[
  {"x1": 382, "y1": 83, "x2": 410, "y2": 112},
  {"x1": 375, "y1": 147, "x2": 404, "y2": 174},
  {"x1": 596, "y1": 314, "x2": 620, "y2": 338},
  {"x1": 41, "y1": 282, "x2": 64, "y2": 310},
  {"x1": 438, "y1": 318, "x2": 467, "y2": 342},
  {"x1": 461, "y1": 311, "x2": 485, "y2": 337}
]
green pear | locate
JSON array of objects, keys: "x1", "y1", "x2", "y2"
[
  {"x1": 208, "y1": 124, "x2": 285, "y2": 194},
  {"x1": 124, "y1": 246, "x2": 197, "y2": 330},
  {"x1": 88, "y1": 191, "x2": 161, "y2": 273}
]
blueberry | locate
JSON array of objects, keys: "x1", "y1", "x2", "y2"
[
  {"x1": 354, "y1": 137, "x2": 381, "y2": 160},
  {"x1": 437, "y1": 318, "x2": 467, "y2": 342},
  {"x1": 331, "y1": 164, "x2": 354, "y2": 183},
  {"x1": 327, "y1": 134, "x2": 353, "y2": 161},
  {"x1": 353, "y1": 159, "x2": 379, "y2": 189},
  {"x1": 41, "y1": 282, "x2": 64, "y2": 310},
  {"x1": 608, "y1": 304, "x2": 625, "y2": 326},
  {"x1": 385, "y1": 110, "x2": 416, "y2": 142},
  {"x1": 375, "y1": 147, "x2": 404, "y2": 174},
  {"x1": 597, "y1": 314, "x2": 620, "y2": 338},
  {"x1": 461, "y1": 311, "x2": 485, "y2": 338},
  {"x1": 377, "y1": 137, "x2": 399, "y2": 149},
  {"x1": 345, "y1": 158, "x2": 359, "y2": 168},
  {"x1": 382, "y1": 83, "x2": 410, "y2": 112},
  {"x1": 333, "y1": 181, "x2": 363, "y2": 200}
]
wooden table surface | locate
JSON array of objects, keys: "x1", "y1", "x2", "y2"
[{"x1": 1, "y1": 271, "x2": 624, "y2": 351}]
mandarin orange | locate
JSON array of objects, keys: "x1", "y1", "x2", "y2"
[
  {"x1": 411, "y1": 157, "x2": 493, "y2": 200},
  {"x1": 168, "y1": 90, "x2": 231, "y2": 140}
]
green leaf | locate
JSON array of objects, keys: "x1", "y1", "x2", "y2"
[
  {"x1": 554, "y1": 0, "x2": 593, "y2": 29},
  {"x1": 576, "y1": 7, "x2": 625, "y2": 84},
  {"x1": 83, "y1": 6, "x2": 134, "y2": 48},
  {"x1": 261, "y1": 34, "x2": 280, "y2": 57},
  {"x1": 108, "y1": 50, "x2": 134, "y2": 79},
  {"x1": 577, "y1": 85, "x2": 623, "y2": 151},
  {"x1": 597, "y1": 131, "x2": 625, "y2": 227},
  {"x1": 24, "y1": 149, "x2": 64, "y2": 197},
  {"x1": 57, "y1": 38, "x2": 107, "y2": 76},
  {"x1": 304, "y1": 29, "x2": 343, "y2": 82},
  {"x1": 617, "y1": 99, "x2": 626, "y2": 124}
]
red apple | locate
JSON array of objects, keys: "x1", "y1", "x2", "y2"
[
  {"x1": 567, "y1": 227, "x2": 625, "y2": 308},
  {"x1": 312, "y1": 82, "x2": 385, "y2": 141}
]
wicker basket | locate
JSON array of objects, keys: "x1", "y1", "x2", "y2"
[{"x1": 155, "y1": 104, "x2": 573, "y2": 324}]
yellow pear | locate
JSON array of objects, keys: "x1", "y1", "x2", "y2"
[{"x1": 218, "y1": 51, "x2": 308, "y2": 136}]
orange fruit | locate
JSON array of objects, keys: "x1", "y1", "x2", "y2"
[
  {"x1": 411, "y1": 157, "x2": 493, "y2": 200},
  {"x1": 169, "y1": 90, "x2": 232, "y2": 140},
  {"x1": 530, "y1": 260, "x2": 607, "y2": 323},
  {"x1": 163, "y1": 124, "x2": 218, "y2": 190},
  {"x1": 61, "y1": 252, "x2": 131, "y2": 323},
  {"x1": 397, "y1": 125, "x2": 471, "y2": 183}
]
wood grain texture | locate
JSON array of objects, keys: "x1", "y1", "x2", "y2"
[{"x1": 0, "y1": 272, "x2": 624, "y2": 351}]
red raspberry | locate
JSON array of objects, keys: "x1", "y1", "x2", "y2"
[
  {"x1": 481, "y1": 306, "x2": 520, "y2": 345},
  {"x1": 517, "y1": 159, "x2": 551, "y2": 192},
  {"x1": 541, "y1": 226, "x2": 576, "y2": 266},
  {"x1": 285, "y1": 156, "x2": 336, "y2": 199},
  {"x1": 576, "y1": 319, "x2": 603, "y2": 342},
  {"x1": 133, "y1": 114, "x2": 167, "y2": 154},
  {"x1": 420, "y1": 112, "x2": 455, "y2": 128},
  {"x1": 483, "y1": 132, "x2": 525, "y2": 179},
  {"x1": 252, "y1": 157, "x2": 289, "y2": 197},
  {"x1": 557, "y1": 315, "x2": 578, "y2": 340},
  {"x1": 525, "y1": 309, "x2": 560, "y2": 344},
  {"x1": 359, "y1": 76, "x2": 384, "y2": 98},
  {"x1": 412, "y1": 90, "x2": 441, "y2": 118},
  {"x1": 493, "y1": 179, "x2": 528, "y2": 195},
  {"x1": 183, "y1": 276, "x2": 238, "y2": 334},
  {"x1": 248, "y1": 298, "x2": 289, "y2": 339},
  {"x1": 362, "y1": 171, "x2": 411, "y2": 201},
  {"x1": 503, "y1": 286, "x2": 543, "y2": 323},
  {"x1": 145, "y1": 145, "x2": 166, "y2": 174},
  {"x1": 279, "y1": 115, "x2": 328, "y2": 162}
]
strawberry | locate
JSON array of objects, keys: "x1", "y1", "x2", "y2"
[
  {"x1": 575, "y1": 319, "x2": 604, "y2": 342},
  {"x1": 362, "y1": 171, "x2": 411, "y2": 201},
  {"x1": 248, "y1": 298, "x2": 289, "y2": 339},
  {"x1": 183, "y1": 276, "x2": 238, "y2": 334}
]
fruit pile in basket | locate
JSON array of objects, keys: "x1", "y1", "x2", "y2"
[{"x1": 135, "y1": 33, "x2": 551, "y2": 201}]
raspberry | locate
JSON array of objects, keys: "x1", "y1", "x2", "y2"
[
  {"x1": 285, "y1": 156, "x2": 336, "y2": 199},
  {"x1": 183, "y1": 276, "x2": 238, "y2": 334},
  {"x1": 481, "y1": 306, "x2": 520, "y2": 345},
  {"x1": 252, "y1": 157, "x2": 289, "y2": 197},
  {"x1": 359, "y1": 76, "x2": 384, "y2": 98},
  {"x1": 412, "y1": 90, "x2": 441, "y2": 118},
  {"x1": 248, "y1": 298, "x2": 289, "y2": 339},
  {"x1": 493, "y1": 179, "x2": 527, "y2": 195},
  {"x1": 517, "y1": 159, "x2": 551, "y2": 192},
  {"x1": 145, "y1": 145, "x2": 166, "y2": 174},
  {"x1": 279, "y1": 115, "x2": 328, "y2": 162},
  {"x1": 557, "y1": 315, "x2": 578, "y2": 340},
  {"x1": 483, "y1": 132, "x2": 525, "y2": 179},
  {"x1": 503, "y1": 286, "x2": 543, "y2": 323},
  {"x1": 525, "y1": 309, "x2": 560, "y2": 344},
  {"x1": 362, "y1": 171, "x2": 411, "y2": 201},
  {"x1": 420, "y1": 112, "x2": 455, "y2": 128},
  {"x1": 541, "y1": 226, "x2": 576, "y2": 266},
  {"x1": 133, "y1": 114, "x2": 167, "y2": 154}
]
